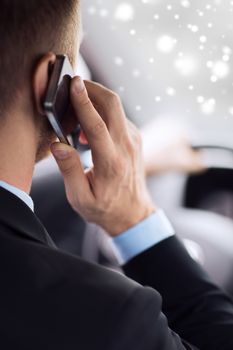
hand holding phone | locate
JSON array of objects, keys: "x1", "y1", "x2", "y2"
[{"x1": 51, "y1": 77, "x2": 155, "y2": 236}]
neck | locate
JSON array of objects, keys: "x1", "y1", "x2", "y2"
[{"x1": 0, "y1": 111, "x2": 37, "y2": 194}]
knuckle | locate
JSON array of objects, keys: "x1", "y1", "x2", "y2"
[
  {"x1": 134, "y1": 131, "x2": 143, "y2": 148},
  {"x1": 129, "y1": 124, "x2": 142, "y2": 145},
  {"x1": 77, "y1": 90, "x2": 92, "y2": 107},
  {"x1": 110, "y1": 92, "x2": 121, "y2": 106},
  {"x1": 116, "y1": 158, "x2": 126, "y2": 176},
  {"x1": 89, "y1": 120, "x2": 106, "y2": 137},
  {"x1": 125, "y1": 138, "x2": 135, "y2": 156},
  {"x1": 104, "y1": 91, "x2": 121, "y2": 109},
  {"x1": 126, "y1": 127, "x2": 142, "y2": 152}
]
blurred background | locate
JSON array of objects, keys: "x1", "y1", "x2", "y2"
[{"x1": 81, "y1": 0, "x2": 233, "y2": 147}]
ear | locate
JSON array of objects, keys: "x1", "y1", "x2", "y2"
[{"x1": 33, "y1": 52, "x2": 56, "y2": 115}]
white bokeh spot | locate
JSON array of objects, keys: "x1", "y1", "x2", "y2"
[
  {"x1": 157, "y1": 35, "x2": 177, "y2": 53},
  {"x1": 181, "y1": 0, "x2": 191, "y2": 8},
  {"x1": 200, "y1": 99, "x2": 216, "y2": 115},
  {"x1": 114, "y1": 56, "x2": 124, "y2": 66},
  {"x1": 114, "y1": 3, "x2": 135, "y2": 22},
  {"x1": 175, "y1": 55, "x2": 197, "y2": 76},
  {"x1": 166, "y1": 87, "x2": 176, "y2": 96},
  {"x1": 211, "y1": 61, "x2": 230, "y2": 79}
]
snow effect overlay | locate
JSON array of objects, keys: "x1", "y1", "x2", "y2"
[{"x1": 84, "y1": 0, "x2": 233, "y2": 126}]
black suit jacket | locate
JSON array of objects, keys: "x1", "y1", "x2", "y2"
[{"x1": 0, "y1": 187, "x2": 233, "y2": 349}]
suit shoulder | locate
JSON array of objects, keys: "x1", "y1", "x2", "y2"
[{"x1": 29, "y1": 242, "x2": 140, "y2": 304}]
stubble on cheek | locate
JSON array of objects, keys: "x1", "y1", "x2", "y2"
[{"x1": 35, "y1": 120, "x2": 57, "y2": 163}]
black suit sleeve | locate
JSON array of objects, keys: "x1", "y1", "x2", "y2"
[
  {"x1": 107, "y1": 286, "x2": 196, "y2": 350},
  {"x1": 123, "y1": 236, "x2": 233, "y2": 350}
]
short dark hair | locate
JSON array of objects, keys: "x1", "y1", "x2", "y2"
[{"x1": 0, "y1": 0, "x2": 79, "y2": 114}]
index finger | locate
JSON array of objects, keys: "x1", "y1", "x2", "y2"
[
  {"x1": 84, "y1": 80, "x2": 128, "y2": 140},
  {"x1": 70, "y1": 77, "x2": 115, "y2": 168}
]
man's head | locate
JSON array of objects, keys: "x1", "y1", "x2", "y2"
[{"x1": 0, "y1": 0, "x2": 80, "y2": 161}]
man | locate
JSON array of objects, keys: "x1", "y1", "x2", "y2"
[{"x1": 0, "y1": 1, "x2": 233, "y2": 349}]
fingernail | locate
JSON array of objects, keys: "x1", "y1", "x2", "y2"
[
  {"x1": 51, "y1": 144, "x2": 70, "y2": 160},
  {"x1": 74, "y1": 77, "x2": 85, "y2": 94},
  {"x1": 52, "y1": 150, "x2": 69, "y2": 160}
]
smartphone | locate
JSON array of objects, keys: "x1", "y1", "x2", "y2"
[{"x1": 43, "y1": 55, "x2": 74, "y2": 145}]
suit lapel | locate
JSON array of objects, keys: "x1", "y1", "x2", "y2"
[{"x1": 0, "y1": 187, "x2": 56, "y2": 248}]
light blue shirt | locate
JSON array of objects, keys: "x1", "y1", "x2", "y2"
[
  {"x1": 0, "y1": 181, "x2": 34, "y2": 211},
  {"x1": 0, "y1": 181, "x2": 174, "y2": 263},
  {"x1": 111, "y1": 210, "x2": 175, "y2": 264}
]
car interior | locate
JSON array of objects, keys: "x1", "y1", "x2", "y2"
[{"x1": 32, "y1": 0, "x2": 233, "y2": 296}]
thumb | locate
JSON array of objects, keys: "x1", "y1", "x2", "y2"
[{"x1": 51, "y1": 142, "x2": 91, "y2": 207}]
